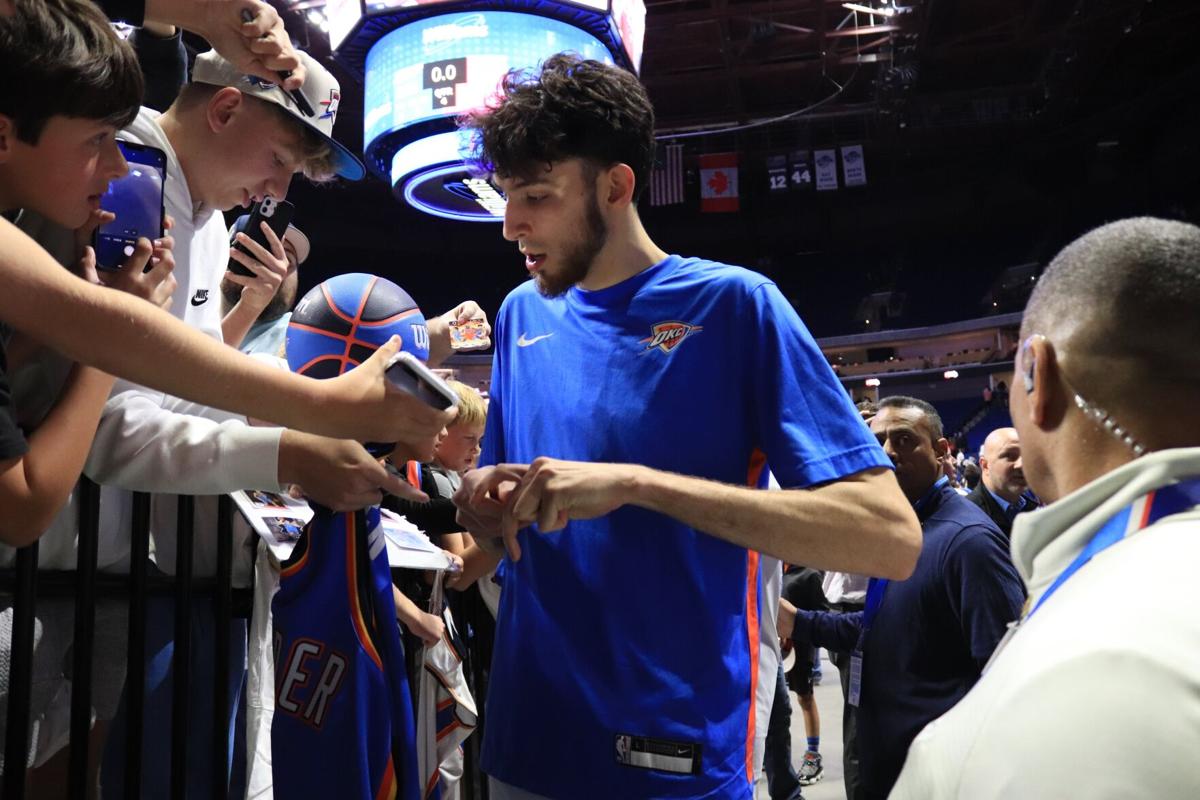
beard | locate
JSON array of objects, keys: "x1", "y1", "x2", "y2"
[
  {"x1": 533, "y1": 190, "x2": 607, "y2": 298},
  {"x1": 219, "y1": 274, "x2": 297, "y2": 323}
]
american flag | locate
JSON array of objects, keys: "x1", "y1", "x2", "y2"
[{"x1": 649, "y1": 143, "x2": 684, "y2": 207}]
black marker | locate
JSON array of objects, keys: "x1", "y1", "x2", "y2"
[{"x1": 240, "y1": 9, "x2": 316, "y2": 117}]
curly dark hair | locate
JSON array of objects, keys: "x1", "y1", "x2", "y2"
[
  {"x1": 0, "y1": 0, "x2": 143, "y2": 144},
  {"x1": 460, "y1": 54, "x2": 656, "y2": 202}
]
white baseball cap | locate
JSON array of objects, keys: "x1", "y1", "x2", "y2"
[{"x1": 191, "y1": 49, "x2": 365, "y2": 181}]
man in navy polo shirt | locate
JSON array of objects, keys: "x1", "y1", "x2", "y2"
[{"x1": 779, "y1": 396, "x2": 1025, "y2": 800}]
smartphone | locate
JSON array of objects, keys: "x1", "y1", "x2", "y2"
[
  {"x1": 94, "y1": 141, "x2": 166, "y2": 271},
  {"x1": 385, "y1": 351, "x2": 460, "y2": 411},
  {"x1": 231, "y1": 197, "x2": 295, "y2": 276}
]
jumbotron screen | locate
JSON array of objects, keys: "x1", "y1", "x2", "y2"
[{"x1": 364, "y1": 11, "x2": 613, "y2": 149}]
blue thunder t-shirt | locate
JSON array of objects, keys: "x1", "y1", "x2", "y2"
[{"x1": 480, "y1": 255, "x2": 890, "y2": 799}]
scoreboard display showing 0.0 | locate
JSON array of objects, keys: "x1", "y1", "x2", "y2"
[
  {"x1": 364, "y1": 12, "x2": 612, "y2": 146},
  {"x1": 423, "y1": 57, "x2": 467, "y2": 109}
]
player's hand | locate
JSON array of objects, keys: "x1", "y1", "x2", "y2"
[
  {"x1": 500, "y1": 458, "x2": 641, "y2": 560},
  {"x1": 776, "y1": 598, "x2": 798, "y2": 642},
  {"x1": 426, "y1": 300, "x2": 491, "y2": 366},
  {"x1": 225, "y1": 221, "x2": 289, "y2": 314},
  {"x1": 278, "y1": 431, "x2": 428, "y2": 511},
  {"x1": 452, "y1": 464, "x2": 526, "y2": 559},
  {"x1": 164, "y1": 0, "x2": 305, "y2": 90},
  {"x1": 318, "y1": 336, "x2": 458, "y2": 457}
]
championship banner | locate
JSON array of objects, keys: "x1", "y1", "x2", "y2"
[
  {"x1": 650, "y1": 143, "x2": 684, "y2": 206},
  {"x1": 815, "y1": 149, "x2": 838, "y2": 191},
  {"x1": 699, "y1": 152, "x2": 739, "y2": 212},
  {"x1": 789, "y1": 150, "x2": 814, "y2": 190},
  {"x1": 842, "y1": 144, "x2": 868, "y2": 187}
]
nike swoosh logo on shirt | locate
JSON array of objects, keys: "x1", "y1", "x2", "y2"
[{"x1": 517, "y1": 333, "x2": 554, "y2": 347}]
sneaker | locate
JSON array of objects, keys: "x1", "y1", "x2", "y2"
[{"x1": 798, "y1": 751, "x2": 823, "y2": 786}]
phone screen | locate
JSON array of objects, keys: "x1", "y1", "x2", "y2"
[{"x1": 95, "y1": 141, "x2": 167, "y2": 270}]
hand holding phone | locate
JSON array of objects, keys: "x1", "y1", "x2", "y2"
[
  {"x1": 231, "y1": 197, "x2": 295, "y2": 277},
  {"x1": 385, "y1": 351, "x2": 459, "y2": 411},
  {"x1": 94, "y1": 141, "x2": 167, "y2": 271}
]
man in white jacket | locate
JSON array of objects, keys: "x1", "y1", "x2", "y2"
[{"x1": 890, "y1": 217, "x2": 1200, "y2": 799}]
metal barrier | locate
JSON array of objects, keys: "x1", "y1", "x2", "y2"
[
  {"x1": 0, "y1": 484, "x2": 492, "y2": 800},
  {"x1": 1, "y1": 485, "x2": 241, "y2": 799}
]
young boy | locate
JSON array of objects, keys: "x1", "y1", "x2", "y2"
[
  {"x1": 433, "y1": 380, "x2": 486, "y2": 477},
  {"x1": 0, "y1": 0, "x2": 176, "y2": 546},
  {"x1": 0, "y1": 0, "x2": 451, "y2": 483}
]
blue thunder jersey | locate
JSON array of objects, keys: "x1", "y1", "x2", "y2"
[
  {"x1": 480, "y1": 255, "x2": 892, "y2": 799},
  {"x1": 272, "y1": 506, "x2": 420, "y2": 800}
]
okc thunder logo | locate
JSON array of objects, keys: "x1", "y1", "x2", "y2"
[
  {"x1": 245, "y1": 75, "x2": 278, "y2": 90},
  {"x1": 319, "y1": 89, "x2": 340, "y2": 120},
  {"x1": 639, "y1": 321, "x2": 703, "y2": 354}
]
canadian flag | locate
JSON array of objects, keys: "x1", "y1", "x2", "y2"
[{"x1": 699, "y1": 152, "x2": 739, "y2": 213}]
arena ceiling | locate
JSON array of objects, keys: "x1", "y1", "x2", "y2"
[{"x1": 267, "y1": 0, "x2": 1200, "y2": 336}]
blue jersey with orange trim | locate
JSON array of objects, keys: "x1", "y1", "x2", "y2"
[
  {"x1": 479, "y1": 256, "x2": 892, "y2": 799},
  {"x1": 271, "y1": 506, "x2": 420, "y2": 800}
]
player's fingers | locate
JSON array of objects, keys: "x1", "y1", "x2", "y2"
[
  {"x1": 536, "y1": 493, "x2": 563, "y2": 533},
  {"x1": 501, "y1": 519, "x2": 522, "y2": 563}
]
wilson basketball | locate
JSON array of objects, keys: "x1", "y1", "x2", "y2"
[{"x1": 286, "y1": 273, "x2": 430, "y2": 378}]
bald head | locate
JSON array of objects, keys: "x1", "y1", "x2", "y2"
[
  {"x1": 980, "y1": 427, "x2": 1025, "y2": 502},
  {"x1": 1021, "y1": 218, "x2": 1200, "y2": 431}
]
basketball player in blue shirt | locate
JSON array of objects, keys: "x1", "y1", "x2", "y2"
[{"x1": 453, "y1": 55, "x2": 923, "y2": 800}]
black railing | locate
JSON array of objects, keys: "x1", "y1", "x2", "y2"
[{"x1": 0, "y1": 482, "x2": 492, "y2": 799}]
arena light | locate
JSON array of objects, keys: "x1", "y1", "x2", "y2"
[
  {"x1": 943, "y1": 370, "x2": 960, "y2": 380},
  {"x1": 865, "y1": 378, "x2": 881, "y2": 387},
  {"x1": 842, "y1": 3, "x2": 896, "y2": 16}
]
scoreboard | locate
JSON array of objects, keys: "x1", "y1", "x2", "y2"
[
  {"x1": 332, "y1": 0, "x2": 644, "y2": 221},
  {"x1": 363, "y1": 12, "x2": 611, "y2": 147}
]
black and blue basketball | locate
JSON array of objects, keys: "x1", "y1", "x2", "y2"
[{"x1": 286, "y1": 273, "x2": 430, "y2": 378}]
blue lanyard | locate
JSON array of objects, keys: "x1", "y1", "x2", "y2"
[
  {"x1": 1027, "y1": 478, "x2": 1200, "y2": 620},
  {"x1": 860, "y1": 477, "x2": 948, "y2": 635}
]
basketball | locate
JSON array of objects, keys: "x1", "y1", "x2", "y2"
[{"x1": 286, "y1": 273, "x2": 430, "y2": 378}]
